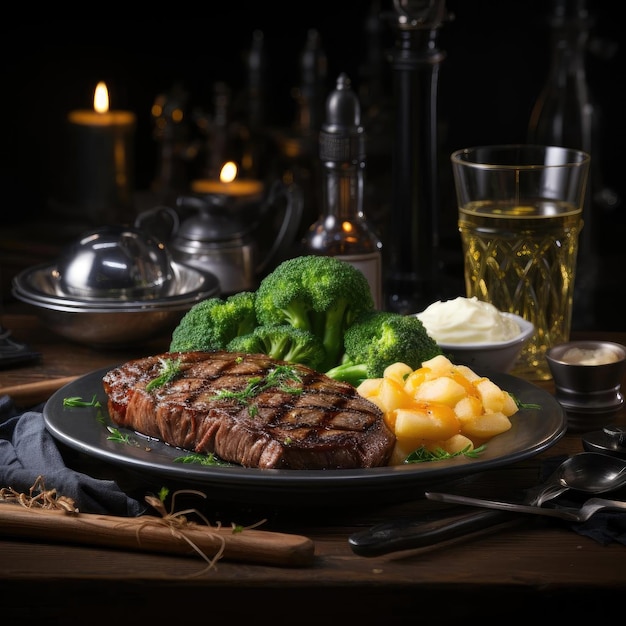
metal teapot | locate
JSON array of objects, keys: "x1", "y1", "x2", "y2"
[{"x1": 136, "y1": 180, "x2": 303, "y2": 295}]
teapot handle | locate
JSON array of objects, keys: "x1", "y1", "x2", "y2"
[
  {"x1": 256, "y1": 180, "x2": 304, "y2": 277},
  {"x1": 134, "y1": 205, "x2": 180, "y2": 242}
]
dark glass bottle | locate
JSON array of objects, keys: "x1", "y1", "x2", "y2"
[
  {"x1": 301, "y1": 73, "x2": 383, "y2": 309},
  {"x1": 275, "y1": 28, "x2": 328, "y2": 240},
  {"x1": 385, "y1": 0, "x2": 448, "y2": 315},
  {"x1": 235, "y1": 29, "x2": 278, "y2": 183},
  {"x1": 151, "y1": 83, "x2": 192, "y2": 204},
  {"x1": 527, "y1": 0, "x2": 596, "y2": 329},
  {"x1": 527, "y1": 0, "x2": 595, "y2": 249},
  {"x1": 527, "y1": 0, "x2": 592, "y2": 155}
]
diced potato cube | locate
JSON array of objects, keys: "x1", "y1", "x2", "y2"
[
  {"x1": 421, "y1": 354, "x2": 454, "y2": 378},
  {"x1": 356, "y1": 378, "x2": 382, "y2": 399},
  {"x1": 383, "y1": 362, "x2": 413, "y2": 384},
  {"x1": 383, "y1": 408, "x2": 397, "y2": 432},
  {"x1": 403, "y1": 368, "x2": 430, "y2": 397},
  {"x1": 460, "y1": 411, "x2": 512, "y2": 439},
  {"x1": 450, "y1": 371, "x2": 479, "y2": 397},
  {"x1": 502, "y1": 391, "x2": 519, "y2": 417},
  {"x1": 442, "y1": 433, "x2": 475, "y2": 454},
  {"x1": 454, "y1": 396, "x2": 484, "y2": 421},
  {"x1": 415, "y1": 376, "x2": 467, "y2": 407},
  {"x1": 378, "y1": 376, "x2": 412, "y2": 413},
  {"x1": 394, "y1": 404, "x2": 460, "y2": 442},
  {"x1": 454, "y1": 364, "x2": 481, "y2": 382},
  {"x1": 364, "y1": 394, "x2": 388, "y2": 414},
  {"x1": 475, "y1": 378, "x2": 506, "y2": 413}
]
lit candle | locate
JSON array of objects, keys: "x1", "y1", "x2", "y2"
[
  {"x1": 191, "y1": 161, "x2": 264, "y2": 200},
  {"x1": 67, "y1": 81, "x2": 136, "y2": 224}
]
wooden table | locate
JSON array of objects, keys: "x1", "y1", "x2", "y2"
[{"x1": 1, "y1": 311, "x2": 625, "y2": 624}]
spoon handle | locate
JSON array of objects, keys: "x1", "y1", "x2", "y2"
[
  {"x1": 425, "y1": 492, "x2": 579, "y2": 521},
  {"x1": 527, "y1": 483, "x2": 569, "y2": 506},
  {"x1": 586, "y1": 497, "x2": 626, "y2": 514}
]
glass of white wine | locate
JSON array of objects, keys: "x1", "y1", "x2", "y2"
[{"x1": 451, "y1": 145, "x2": 591, "y2": 381}]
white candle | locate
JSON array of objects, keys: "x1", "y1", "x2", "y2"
[
  {"x1": 67, "y1": 82, "x2": 136, "y2": 224},
  {"x1": 191, "y1": 161, "x2": 264, "y2": 200}
]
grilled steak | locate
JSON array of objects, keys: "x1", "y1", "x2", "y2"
[{"x1": 102, "y1": 351, "x2": 395, "y2": 470}]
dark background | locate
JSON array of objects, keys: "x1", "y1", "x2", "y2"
[{"x1": 2, "y1": 0, "x2": 624, "y2": 328}]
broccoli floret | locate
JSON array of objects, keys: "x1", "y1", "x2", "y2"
[
  {"x1": 226, "y1": 324, "x2": 326, "y2": 370},
  {"x1": 325, "y1": 311, "x2": 443, "y2": 387},
  {"x1": 255, "y1": 255, "x2": 375, "y2": 371},
  {"x1": 169, "y1": 291, "x2": 257, "y2": 352}
]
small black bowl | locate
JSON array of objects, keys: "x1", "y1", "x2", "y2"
[{"x1": 546, "y1": 341, "x2": 626, "y2": 432}]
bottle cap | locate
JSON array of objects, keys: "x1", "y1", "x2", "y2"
[{"x1": 319, "y1": 73, "x2": 365, "y2": 163}]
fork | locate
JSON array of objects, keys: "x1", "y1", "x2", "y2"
[{"x1": 424, "y1": 493, "x2": 626, "y2": 523}]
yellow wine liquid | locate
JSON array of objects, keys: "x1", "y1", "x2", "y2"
[{"x1": 459, "y1": 200, "x2": 583, "y2": 380}]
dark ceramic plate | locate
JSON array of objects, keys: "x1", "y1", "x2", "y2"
[{"x1": 43, "y1": 368, "x2": 566, "y2": 507}]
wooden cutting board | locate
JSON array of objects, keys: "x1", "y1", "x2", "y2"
[{"x1": 0, "y1": 503, "x2": 315, "y2": 567}]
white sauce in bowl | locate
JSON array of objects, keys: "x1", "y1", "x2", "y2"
[
  {"x1": 561, "y1": 347, "x2": 621, "y2": 366},
  {"x1": 415, "y1": 297, "x2": 521, "y2": 344}
]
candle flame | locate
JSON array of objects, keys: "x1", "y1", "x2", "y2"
[
  {"x1": 93, "y1": 82, "x2": 110, "y2": 114},
  {"x1": 219, "y1": 162, "x2": 238, "y2": 183}
]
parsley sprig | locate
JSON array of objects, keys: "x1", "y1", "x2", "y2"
[
  {"x1": 146, "y1": 357, "x2": 183, "y2": 392},
  {"x1": 512, "y1": 394, "x2": 541, "y2": 410},
  {"x1": 212, "y1": 365, "x2": 303, "y2": 404},
  {"x1": 106, "y1": 425, "x2": 134, "y2": 444},
  {"x1": 63, "y1": 395, "x2": 101, "y2": 408},
  {"x1": 174, "y1": 452, "x2": 232, "y2": 466},
  {"x1": 404, "y1": 444, "x2": 486, "y2": 464}
]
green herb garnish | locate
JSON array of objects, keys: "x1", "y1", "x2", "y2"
[
  {"x1": 212, "y1": 364, "x2": 303, "y2": 405},
  {"x1": 512, "y1": 395, "x2": 541, "y2": 410},
  {"x1": 106, "y1": 426, "x2": 133, "y2": 445},
  {"x1": 264, "y1": 365, "x2": 304, "y2": 394},
  {"x1": 63, "y1": 395, "x2": 101, "y2": 408},
  {"x1": 145, "y1": 357, "x2": 183, "y2": 392},
  {"x1": 174, "y1": 452, "x2": 232, "y2": 466},
  {"x1": 404, "y1": 444, "x2": 486, "y2": 464}
]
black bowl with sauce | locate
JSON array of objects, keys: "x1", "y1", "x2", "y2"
[{"x1": 546, "y1": 341, "x2": 626, "y2": 432}]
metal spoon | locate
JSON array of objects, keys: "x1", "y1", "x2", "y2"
[
  {"x1": 527, "y1": 452, "x2": 626, "y2": 505},
  {"x1": 349, "y1": 453, "x2": 626, "y2": 557}
]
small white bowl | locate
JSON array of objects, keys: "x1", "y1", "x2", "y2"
[{"x1": 437, "y1": 314, "x2": 535, "y2": 374}]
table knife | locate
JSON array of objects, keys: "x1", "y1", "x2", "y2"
[
  {"x1": 348, "y1": 506, "x2": 519, "y2": 557},
  {"x1": 349, "y1": 460, "x2": 572, "y2": 557}
]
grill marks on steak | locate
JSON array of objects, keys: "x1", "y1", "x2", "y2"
[{"x1": 102, "y1": 351, "x2": 395, "y2": 470}]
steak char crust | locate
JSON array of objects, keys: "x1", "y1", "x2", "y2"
[{"x1": 102, "y1": 351, "x2": 395, "y2": 470}]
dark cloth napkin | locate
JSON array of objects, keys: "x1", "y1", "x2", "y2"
[
  {"x1": 540, "y1": 455, "x2": 626, "y2": 546},
  {"x1": 0, "y1": 394, "x2": 146, "y2": 516}
]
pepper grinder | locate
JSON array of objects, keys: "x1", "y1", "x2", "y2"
[{"x1": 385, "y1": 0, "x2": 449, "y2": 314}]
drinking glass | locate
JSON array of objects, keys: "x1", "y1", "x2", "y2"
[{"x1": 451, "y1": 144, "x2": 591, "y2": 380}]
